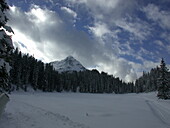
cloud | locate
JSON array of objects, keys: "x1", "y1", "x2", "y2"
[
  {"x1": 8, "y1": 5, "x2": 63, "y2": 61},
  {"x1": 138, "y1": 48, "x2": 154, "y2": 58},
  {"x1": 60, "y1": 6, "x2": 77, "y2": 25},
  {"x1": 142, "y1": 4, "x2": 170, "y2": 29},
  {"x1": 96, "y1": 56, "x2": 137, "y2": 82},
  {"x1": 67, "y1": 0, "x2": 136, "y2": 20},
  {"x1": 11, "y1": 0, "x2": 170, "y2": 82},
  {"x1": 154, "y1": 40, "x2": 170, "y2": 55},
  {"x1": 7, "y1": 4, "x2": 139, "y2": 82},
  {"x1": 7, "y1": 5, "x2": 104, "y2": 64},
  {"x1": 155, "y1": 40, "x2": 164, "y2": 47},
  {"x1": 63, "y1": 0, "x2": 169, "y2": 81},
  {"x1": 61, "y1": 6, "x2": 77, "y2": 18},
  {"x1": 143, "y1": 60, "x2": 160, "y2": 70},
  {"x1": 88, "y1": 22, "x2": 111, "y2": 38},
  {"x1": 161, "y1": 32, "x2": 170, "y2": 43},
  {"x1": 67, "y1": 0, "x2": 152, "y2": 53},
  {"x1": 114, "y1": 17, "x2": 152, "y2": 40}
]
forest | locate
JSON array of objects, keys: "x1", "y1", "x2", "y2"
[
  {"x1": 7, "y1": 48, "x2": 170, "y2": 97},
  {"x1": 9, "y1": 48, "x2": 135, "y2": 94},
  {"x1": 0, "y1": 0, "x2": 170, "y2": 99}
]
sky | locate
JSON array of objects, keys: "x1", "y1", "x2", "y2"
[{"x1": 6, "y1": 0, "x2": 170, "y2": 82}]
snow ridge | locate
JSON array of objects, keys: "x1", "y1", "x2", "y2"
[{"x1": 51, "y1": 56, "x2": 86, "y2": 73}]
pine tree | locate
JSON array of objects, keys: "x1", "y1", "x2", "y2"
[
  {"x1": 157, "y1": 58, "x2": 170, "y2": 99},
  {"x1": 0, "y1": 0, "x2": 14, "y2": 91},
  {"x1": 32, "y1": 61, "x2": 39, "y2": 91},
  {"x1": 37, "y1": 61, "x2": 45, "y2": 90}
]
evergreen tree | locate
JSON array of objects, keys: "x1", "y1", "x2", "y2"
[
  {"x1": 9, "y1": 49, "x2": 135, "y2": 94},
  {"x1": 135, "y1": 67, "x2": 160, "y2": 93},
  {"x1": 37, "y1": 61, "x2": 45, "y2": 90},
  {"x1": 157, "y1": 58, "x2": 170, "y2": 99},
  {"x1": 32, "y1": 61, "x2": 39, "y2": 90},
  {"x1": 22, "y1": 54, "x2": 30, "y2": 91},
  {"x1": 0, "y1": 0, "x2": 14, "y2": 91}
]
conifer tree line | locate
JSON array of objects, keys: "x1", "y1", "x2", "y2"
[
  {"x1": 8, "y1": 48, "x2": 170, "y2": 96},
  {"x1": 157, "y1": 59, "x2": 170, "y2": 99},
  {"x1": 135, "y1": 58, "x2": 170, "y2": 99},
  {"x1": 135, "y1": 67, "x2": 160, "y2": 93},
  {"x1": 0, "y1": 0, "x2": 169, "y2": 100},
  {"x1": 9, "y1": 48, "x2": 135, "y2": 94}
]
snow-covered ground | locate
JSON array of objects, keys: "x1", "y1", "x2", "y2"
[{"x1": 0, "y1": 92, "x2": 170, "y2": 128}]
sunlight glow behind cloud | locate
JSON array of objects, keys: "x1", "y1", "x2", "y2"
[{"x1": 7, "y1": 0, "x2": 170, "y2": 82}]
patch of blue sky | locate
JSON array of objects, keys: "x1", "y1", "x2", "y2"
[
  {"x1": 138, "y1": 0, "x2": 170, "y2": 8},
  {"x1": 120, "y1": 54, "x2": 143, "y2": 64},
  {"x1": 117, "y1": 29, "x2": 132, "y2": 42},
  {"x1": 74, "y1": 9, "x2": 94, "y2": 32},
  {"x1": 8, "y1": 0, "x2": 30, "y2": 11}
]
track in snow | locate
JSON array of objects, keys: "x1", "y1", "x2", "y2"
[
  {"x1": 1, "y1": 92, "x2": 170, "y2": 128},
  {"x1": 0, "y1": 98, "x2": 89, "y2": 128},
  {"x1": 145, "y1": 99, "x2": 170, "y2": 128}
]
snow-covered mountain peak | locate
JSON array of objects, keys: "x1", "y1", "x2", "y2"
[
  {"x1": 51, "y1": 56, "x2": 86, "y2": 73},
  {"x1": 65, "y1": 56, "x2": 76, "y2": 62},
  {"x1": 66, "y1": 55, "x2": 74, "y2": 59}
]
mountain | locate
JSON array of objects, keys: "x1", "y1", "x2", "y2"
[{"x1": 50, "y1": 56, "x2": 86, "y2": 73}]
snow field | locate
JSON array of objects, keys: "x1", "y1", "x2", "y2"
[{"x1": 0, "y1": 92, "x2": 170, "y2": 128}]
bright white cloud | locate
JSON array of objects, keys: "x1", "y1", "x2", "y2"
[
  {"x1": 28, "y1": 5, "x2": 47, "y2": 22},
  {"x1": 8, "y1": 5, "x2": 103, "y2": 64},
  {"x1": 88, "y1": 22, "x2": 111, "y2": 38},
  {"x1": 8, "y1": 5, "x2": 64, "y2": 62},
  {"x1": 7, "y1": 1, "x2": 160, "y2": 82},
  {"x1": 12, "y1": 29, "x2": 50, "y2": 62},
  {"x1": 96, "y1": 56, "x2": 137, "y2": 82}
]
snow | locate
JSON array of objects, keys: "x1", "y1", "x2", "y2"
[
  {"x1": 0, "y1": 92, "x2": 170, "y2": 128},
  {"x1": 51, "y1": 56, "x2": 86, "y2": 73}
]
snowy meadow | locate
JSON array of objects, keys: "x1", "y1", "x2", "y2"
[{"x1": 0, "y1": 92, "x2": 170, "y2": 128}]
